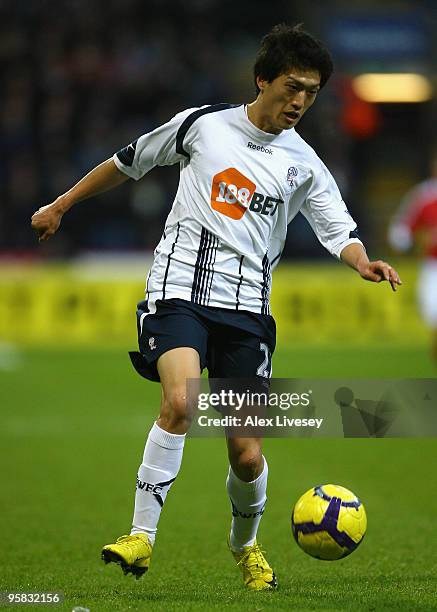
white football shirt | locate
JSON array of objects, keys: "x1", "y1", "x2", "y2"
[{"x1": 113, "y1": 104, "x2": 363, "y2": 314}]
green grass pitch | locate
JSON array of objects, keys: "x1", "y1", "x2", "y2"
[{"x1": 1, "y1": 345, "x2": 436, "y2": 611}]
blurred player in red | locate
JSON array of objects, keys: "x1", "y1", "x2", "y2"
[{"x1": 389, "y1": 152, "x2": 437, "y2": 361}]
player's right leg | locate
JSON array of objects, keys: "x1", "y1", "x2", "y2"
[{"x1": 102, "y1": 346, "x2": 201, "y2": 578}]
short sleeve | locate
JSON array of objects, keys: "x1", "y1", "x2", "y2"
[
  {"x1": 113, "y1": 107, "x2": 200, "y2": 181},
  {"x1": 300, "y1": 160, "x2": 364, "y2": 259}
]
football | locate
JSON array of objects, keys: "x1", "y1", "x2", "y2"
[{"x1": 291, "y1": 484, "x2": 367, "y2": 560}]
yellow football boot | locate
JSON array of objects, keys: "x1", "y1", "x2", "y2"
[
  {"x1": 101, "y1": 534, "x2": 152, "y2": 579},
  {"x1": 228, "y1": 538, "x2": 277, "y2": 591}
]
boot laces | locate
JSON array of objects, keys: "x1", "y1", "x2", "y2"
[
  {"x1": 237, "y1": 543, "x2": 268, "y2": 573},
  {"x1": 115, "y1": 534, "x2": 146, "y2": 550}
]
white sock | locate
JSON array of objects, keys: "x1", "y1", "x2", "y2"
[
  {"x1": 131, "y1": 422, "x2": 185, "y2": 545},
  {"x1": 226, "y1": 457, "x2": 268, "y2": 551}
]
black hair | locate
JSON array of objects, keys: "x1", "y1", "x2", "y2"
[{"x1": 253, "y1": 23, "x2": 334, "y2": 94}]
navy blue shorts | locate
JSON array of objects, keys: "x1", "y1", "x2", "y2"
[{"x1": 129, "y1": 298, "x2": 276, "y2": 383}]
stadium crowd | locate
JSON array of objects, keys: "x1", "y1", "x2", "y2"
[{"x1": 1, "y1": 0, "x2": 418, "y2": 257}]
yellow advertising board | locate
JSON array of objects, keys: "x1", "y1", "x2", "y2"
[{"x1": 0, "y1": 260, "x2": 427, "y2": 347}]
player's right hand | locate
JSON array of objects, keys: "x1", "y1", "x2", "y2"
[{"x1": 31, "y1": 201, "x2": 64, "y2": 242}]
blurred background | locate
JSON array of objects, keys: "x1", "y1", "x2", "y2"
[{"x1": 0, "y1": 0, "x2": 436, "y2": 357}]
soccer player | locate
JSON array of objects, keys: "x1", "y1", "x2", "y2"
[
  {"x1": 31, "y1": 24, "x2": 401, "y2": 590},
  {"x1": 389, "y1": 152, "x2": 437, "y2": 361}
]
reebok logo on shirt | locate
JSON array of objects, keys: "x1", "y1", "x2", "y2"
[{"x1": 247, "y1": 141, "x2": 273, "y2": 155}]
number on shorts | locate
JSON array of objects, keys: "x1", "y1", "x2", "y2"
[{"x1": 256, "y1": 342, "x2": 271, "y2": 378}]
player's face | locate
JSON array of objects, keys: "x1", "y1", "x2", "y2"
[{"x1": 257, "y1": 69, "x2": 321, "y2": 133}]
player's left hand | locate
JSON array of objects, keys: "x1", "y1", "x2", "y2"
[{"x1": 358, "y1": 260, "x2": 402, "y2": 291}]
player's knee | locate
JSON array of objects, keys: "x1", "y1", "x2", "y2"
[
  {"x1": 160, "y1": 390, "x2": 193, "y2": 432},
  {"x1": 232, "y1": 447, "x2": 263, "y2": 481}
]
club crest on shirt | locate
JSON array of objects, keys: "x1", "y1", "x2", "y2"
[{"x1": 287, "y1": 166, "x2": 298, "y2": 187}]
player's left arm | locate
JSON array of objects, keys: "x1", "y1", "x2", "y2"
[
  {"x1": 300, "y1": 160, "x2": 401, "y2": 291},
  {"x1": 340, "y1": 242, "x2": 402, "y2": 292}
]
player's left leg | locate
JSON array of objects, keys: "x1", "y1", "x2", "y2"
[
  {"x1": 225, "y1": 435, "x2": 277, "y2": 590},
  {"x1": 226, "y1": 436, "x2": 266, "y2": 549},
  {"x1": 208, "y1": 322, "x2": 276, "y2": 590}
]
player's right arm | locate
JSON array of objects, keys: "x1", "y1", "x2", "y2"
[
  {"x1": 31, "y1": 159, "x2": 128, "y2": 241},
  {"x1": 31, "y1": 107, "x2": 199, "y2": 242}
]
